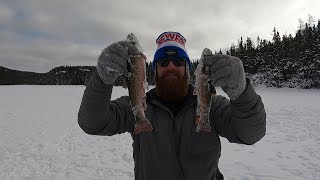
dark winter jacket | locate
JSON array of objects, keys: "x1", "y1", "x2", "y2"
[{"x1": 78, "y1": 71, "x2": 266, "y2": 180}]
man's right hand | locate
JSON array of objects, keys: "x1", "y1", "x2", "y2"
[{"x1": 97, "y1": 35, "x2": 141, "y2": 85}]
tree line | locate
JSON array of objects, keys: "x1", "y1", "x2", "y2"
[
  {"x1": 1, "y1": 15, "x2": 319, "y2": 88},
  {"x1": 225, "y1": 15, "x2": 320, "y2": 88}
]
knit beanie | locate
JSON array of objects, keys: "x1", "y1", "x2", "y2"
[{"x1": 152, "y1": 32, "x2": 191, "y2": 71}]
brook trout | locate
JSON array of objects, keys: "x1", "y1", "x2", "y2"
[
  {"x1": 194, "y1": 49, "x2": 216, "y2": 132},
  {"x1": 127, "y1": 33, "x2": 153, "y2": 134}
]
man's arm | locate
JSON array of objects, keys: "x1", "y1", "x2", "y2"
[
  {"x1": 78, "y1": 70, "x2": 134, "y2": 135},
  {"x1": 211, "y1": 79, "x2": 266, "y2": 145},
  {"x1": 198, "y1": 48, "x2": 266, "y2": 144},
  {"x1": 78, "y1": 33, "x2": 144, "y2": 136}
]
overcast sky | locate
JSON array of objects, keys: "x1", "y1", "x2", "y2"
[{"x1": 1, "y1": 0, "x2": 320, "y2": 72}]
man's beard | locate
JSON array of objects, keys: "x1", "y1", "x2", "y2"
[{"x1": 155, "y1": 70, "x2": 189, "y2": 103}]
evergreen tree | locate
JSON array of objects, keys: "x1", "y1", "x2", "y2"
[{"x1": 230, "y1": 43, "x2": 236, "y2": 56}]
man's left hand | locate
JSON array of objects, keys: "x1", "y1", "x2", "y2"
[{"x1": 200, "y1": 48, "x2": 246, "y2": 100}]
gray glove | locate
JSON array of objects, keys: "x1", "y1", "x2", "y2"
[
  {"x1": 97, "y1": 33, "x2": 142, "y2": 85},
  {"x1": 200, "y1": 48, "x2": 246, "y2": 100}
]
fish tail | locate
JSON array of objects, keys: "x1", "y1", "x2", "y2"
[{"x1": 134, "y1": 115, "x2": 153, "y2": 134}]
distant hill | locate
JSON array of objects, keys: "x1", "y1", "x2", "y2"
[
  {"x1": 0, "y1": 65, "x2": 153, "y2": 86},
  {"x1": 0, "y1": 66, "x2": 43, "y2": 85},
  {"x1": 0, "y1": 66, "x2": 95, "y2": 85}
]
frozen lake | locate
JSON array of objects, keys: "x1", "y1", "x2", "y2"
[{"x1": 0, "y1": 85, "x2": 319, "y2": 180}]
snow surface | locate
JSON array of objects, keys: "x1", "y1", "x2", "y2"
[{"x1": 0, "y1": 85, "x2": 320, "y2": 180}]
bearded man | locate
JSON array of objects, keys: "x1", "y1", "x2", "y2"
[{"x1": 78, "y1": 31, "x2": 266, "y2": 180}]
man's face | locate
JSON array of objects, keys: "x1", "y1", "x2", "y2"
[{"x1": 155, "y1": 59, "x2": 189, "y2": 102}]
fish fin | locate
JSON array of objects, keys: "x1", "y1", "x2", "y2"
[
  {"x1": 196, "y1": 120, "x2": 212, "y2": 133},
  {"x1": 193, "y1": 87, "x2": 198, "y2": 95}
]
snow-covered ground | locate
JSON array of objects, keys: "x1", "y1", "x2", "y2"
[{"x1": 0, "y1": 85, "x2": 319, "y2": 180}]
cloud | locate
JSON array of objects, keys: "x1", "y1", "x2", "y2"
[
  {"x1": 0, "y1": 0, "x2": 319, "y2": 72},
  {"x1": 0, "y1": 4, "x2": 14, "y2": 24}
]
